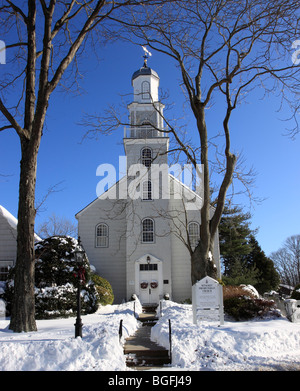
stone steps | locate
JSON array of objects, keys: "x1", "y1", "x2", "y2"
[{"x1": 124, "y1": 305, "x2": 171, "y2": 368}]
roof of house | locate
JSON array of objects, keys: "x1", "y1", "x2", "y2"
[
  {"x1": 0, "y1": 205, "x2": 18, "y2": 231},
  {"x1": 0, "y1": 205, "x2": 41, "y2": 241}
]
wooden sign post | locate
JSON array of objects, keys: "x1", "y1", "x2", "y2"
[{"x1": 192, "y1": 276, "x2": 224, "y2": 326}]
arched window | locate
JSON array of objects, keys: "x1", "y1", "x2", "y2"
[
  {"x1": 141, "y1": 147, "x2": 152, "y2": 167},
  {"x1": 188, "y1": 222, "x2": 200, "y2": 249},
  {"x1": 96, "y1": 223, "x2": 108, "y2": 247},
  {"x1": 142, "y1": 218, "x2": 154, "y2": 243},
  {"x1": 142, "y1": 180, "x2": 152, "y2": 201},
  {"x1": 142, "y1": 81, "x2": 150, "y2": 99}
]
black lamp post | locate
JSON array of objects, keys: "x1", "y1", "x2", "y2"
[{"x1": 74, "y1": 237, "x2": 85, "y2": 338}]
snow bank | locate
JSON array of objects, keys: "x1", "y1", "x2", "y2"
[
  {"x1": 152, "y1": 300, "x2": 300, "y2": 371},
  {"x1": 0, "y1": 300, "x2": 140, "y2": 371},
  {"x1": 1, "y1": 299, "x2": 300, "y2": 371}
]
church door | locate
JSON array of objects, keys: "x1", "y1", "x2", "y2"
[{"x1": 139, "y1": 263, "x2": 160, "y2": 304}]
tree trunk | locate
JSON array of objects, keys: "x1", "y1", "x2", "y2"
[
  {"x1": 9, "y1": 137, "x2": 39, "y2": 332},
  {"x1": 190, "y1": 104, "x2": 218, "y2": 284},
  {"x1": 191, "y1": 241, "x2": 218, "y2": 285}
]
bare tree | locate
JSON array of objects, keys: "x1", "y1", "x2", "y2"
[
  {"x1": 0, "y1": 0, "x2": 165, "y2": 333},
  {"x1": 271, "y1": 235, "x2": 300, "y2": 287},
  {"x1": 109, "y1": 0, "x2": 300, "y2": 284},
  {"x1": 37, "y1": 213, "x2": 78, "y2": 238}
]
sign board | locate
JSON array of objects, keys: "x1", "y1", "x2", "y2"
[{"x1": 192, "y1": 276, "x2": 224, "y2": 326}]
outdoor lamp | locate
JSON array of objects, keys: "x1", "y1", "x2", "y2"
[{"x1": 74, "y1": 237, "x2": 85, "y2": 338}]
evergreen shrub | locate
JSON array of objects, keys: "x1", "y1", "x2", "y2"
[
  {"x1": 4, "y1": 236, "x2": 113, "y2": 319},
  {"x1": 91, "y1": 274, "x2": 114, "y2": 305},
  {"x1": 291, "y1": 284, "x2": 300, "y2": 300}
]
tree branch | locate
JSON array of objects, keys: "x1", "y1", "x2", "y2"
[
  {"x1": 6, "y1": 0, "x2": 28, "y2": 24},
  {"x1": 47, "y1": 0, "x2": 106, "y2": 94},
  {"x1": 0, "y1": 125, "x2": 13, "y2": 132},
  {"x1": 0, "y1": 98, "x2": 30, "y2": 139}
]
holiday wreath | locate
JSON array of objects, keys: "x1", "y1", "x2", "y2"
[
  {"x1": 140, "y1": 281, "x2": 148, "y2": 289},
  {"x1": 150, "y1": 280, "x2": 158, "y2": 289}
]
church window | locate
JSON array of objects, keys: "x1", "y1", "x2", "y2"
[
  {"x1": 141, "y1": 147, "x2": 152, "y2": 167},
  {"x1": 140, "y1": 263, "x2": 158, "y2": 271},
  {"x1": 142, "y1": 218, "x2": 154, "y2": 243},
  {"x1": 188, "y1": 222, "x2": 200, "y2": 249},
  {"x1": 142, "y1": 180, "x2": 152, "y2": 200},
  {"x1": 96, "y1": 223, "x2": 108, "y2": 247},
  {"x1": 142, "y1": 81, "x2": 150, "y2": 99}
]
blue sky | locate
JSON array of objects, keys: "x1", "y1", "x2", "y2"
[{"x1": 0, "y1": 41, "x2": 299, "y2": 257}]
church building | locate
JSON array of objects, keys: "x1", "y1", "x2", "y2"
[{"x1": 75, "y1": 56, "x2": 220, "y2": 304}]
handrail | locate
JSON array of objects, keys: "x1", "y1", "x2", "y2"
[
  {"x1": 124, "y1": 126, "x2": 167, "y2": 138},
  {"x1": 168, "y1": 318, "x2": 172, "y2": 363},
  {"x1": 119, "y1": 319, "x2": 123, "y2": 341}
]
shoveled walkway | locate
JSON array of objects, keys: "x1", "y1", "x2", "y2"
[{"x1": 124, "y1": 306, "x2": 171, "y2": 368}]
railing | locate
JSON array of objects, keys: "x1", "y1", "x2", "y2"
[
  {"x1": 159, "y1": 299, "x2": 172, "y2": 363},
  {"x1": 124, "y1": 126, "x2": 167, "y2": 138},
  {"x1": 119, "y1": 319, "x2": 123, "y2": 342},
  {"x1": 168, "y1": 319, "x2": 172, "y2": 363}
]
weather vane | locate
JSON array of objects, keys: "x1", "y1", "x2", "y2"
[{"x1": 142, "y1": 46, "x2": 152, "y2": 66}]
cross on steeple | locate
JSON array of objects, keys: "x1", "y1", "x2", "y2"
[{"x1": 142, "y1": 46, "x2": 152, "y2": 67}]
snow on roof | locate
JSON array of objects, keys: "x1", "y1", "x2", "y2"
[
  {"x1": 0, "y1": 205, "x2": 41, "y2": 241},
  {"x1": 0, "y1": 205, "x2": 18, "y2": 231}
]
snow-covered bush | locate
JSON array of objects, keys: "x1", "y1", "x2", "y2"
[
  {"x1": 4, "y1": 236, "x2": 113, "y2": 319},
  {"x1": 223, "y1": 285, "x2": 279, "y2": 321},
  {"x1": 240, "y1": 284, "x2": 259, "y2": 298}
]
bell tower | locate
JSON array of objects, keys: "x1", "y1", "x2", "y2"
[{"x1": 123, "y1": 48, "x2": 169, "y2": 170}]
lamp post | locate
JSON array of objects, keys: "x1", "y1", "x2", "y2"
[{"x1": 74, "y1": 237, "x2": 85, "y2": 338}]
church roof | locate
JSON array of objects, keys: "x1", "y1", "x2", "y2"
[
  {"x1": 131, "y1": 64, "x2": 159, "y2": 82},
  {"x1": 75, "y1": 173, "x2": 213, "y2": 218}
]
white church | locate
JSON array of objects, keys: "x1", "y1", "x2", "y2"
[{"x1": 76, "y1": 55, "x2": 221, "y2": 304}]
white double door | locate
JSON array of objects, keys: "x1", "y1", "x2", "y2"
[{"x1": 139, "y1": 263, "x2": 160, "y2": 304}]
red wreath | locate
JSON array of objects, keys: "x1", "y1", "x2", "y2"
[
  {"x1": 73, "y1": 266, "x2": 86, "y2": 284},
  {"x1": 150, "y1": 281, "x2": 158, "y2": 289},
  {"x1": 140, "y1": 281, "x2": 148, "y2": 289}
]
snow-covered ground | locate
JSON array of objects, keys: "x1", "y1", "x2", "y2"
[
  {"x1": 153, "y1": 300, "x2": 300, "y2": 371},
  {"x1": 0, "y1": 300, "x2": 141, "y2": 371},
  {"x1": 1, "y1": 299, "x2": 300, "y2": 371}
]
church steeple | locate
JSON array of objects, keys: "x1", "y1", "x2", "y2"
[
  {"x1": 131, "y1": 58, "x2": 160, "y2": 104},
  {"x1": 123, "y1": 49, "x2": 169, "y2": 170},
  {"x1": 125, "y1": 47, "x2": 166, "y2": 140}
]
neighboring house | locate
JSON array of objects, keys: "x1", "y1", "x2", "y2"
[
  {"x1": 0, "y1": 205, "x2": 40, "y2": 281},
  {"x1": 76, "y1": 59, "x2": 221, "y2": 304}
]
